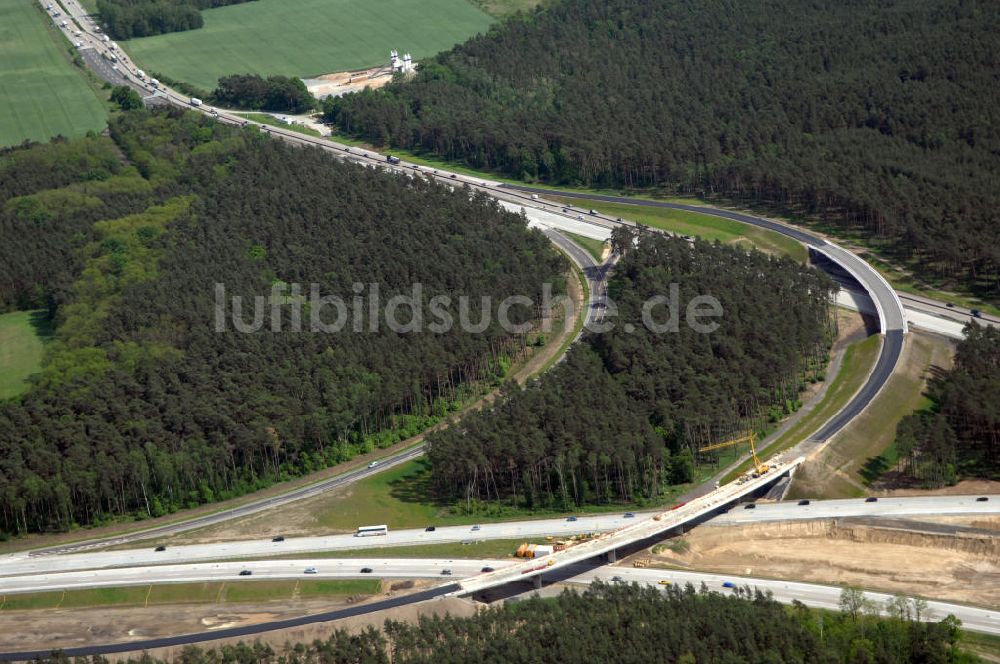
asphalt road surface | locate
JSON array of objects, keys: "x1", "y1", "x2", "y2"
[
  {"x1": 1, "y1": 513, "x2": 644, "y2": 578},
  {"x1": 711, "y1": 494, "x2": 998, "y2": 524},
  {"x1": 0, "y1": 558, "x2": 513, "y2": 595}
]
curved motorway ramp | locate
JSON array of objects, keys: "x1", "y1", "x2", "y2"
[{"x1": 499, "y1": 184, "x2": 908, "y2": 445}]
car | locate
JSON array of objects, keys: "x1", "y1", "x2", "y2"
[
  {"x1": 658, "y1": 579, "x2": 672, "y2": 586},
  {"x1": 272, "y1": 535, "x2": 285, "y2": 542},
  {"x1": 946, "y1": 302, "x2": 955, "y2": 308},
  {"x1": 471, "y1": 524, "x2": 481, "y2": 531},
  {"x1": 865, "y1": 497, "x2": 878, "y2": 503},
  {"x1": 797, "y1": 499, "x2": 811, "y2": 506},
  {"x1": 976, "y1": 496, "x2": 989, "y2": 502},
  {"x1": 624, "y1": 512, "x2": 636, "y2": 518},
  {"x1": 611, "y1": 576, "x2": 624, "y2": 582},
  {"x1": 450, "y1": 174, "x2": 457, "y2": 179},
  {"x1": 744, "y1": 503, "x2": 756, "y2": 509},
  {"x1": 566, "y1": 516, "x2": 578, "y2": 522},
  {"x1": 367, "y1": 461, "x2": 379, "y2": 469},
  {"x1": 360, "y1": 567, "x2": 373, "y2": 574},
  {"x1": 722, "y1": 581, "x2": 736, "y2": 588},
  {"x1": 576, "y1": 215, "x2": 584, "y2": 220},
  {"x1": 481, "y1": 566, "x2": 494, "y2": 573},
  {"x1": 239, "y1": 570, "x2": 252, "y2": 576},
  {"x1": 425, "y1": 526, "x2": 436, "y2": 532},
  {"x1": 971, "y1": 308, "x2": 982, "y2": 318},
  {"x1": 154, "y1": 545, "x2": 166, "y2": 552},
  {"x1": 441, "y1": 569, "x2": 453, "y2": 576},
  {"x1": 547, "y1": 559, "x2": 556, "y2": 567},
  {"x1": 304, "y1": 567, "x2": 317, "y2": 574}
]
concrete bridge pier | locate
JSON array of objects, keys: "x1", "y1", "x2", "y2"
[
  {"x1": 606, "y1": 549, "x2": 617, "y2": 563},
  {"x1": 533, "y1": 575, "x2": 543, "y2": 590}
]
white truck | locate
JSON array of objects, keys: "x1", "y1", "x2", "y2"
[
  {"x1": 149, "y1": 78, "x2": 159, "y2": 88},
  {"x1": 135, "y1": 69, "x2": 146, "y2": 80},
  {"x1": 189, "y1": 97, "x2": 203, "y2": 107}
]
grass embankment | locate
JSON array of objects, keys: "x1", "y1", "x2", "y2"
[
  {"x1": 720, "y1": 334, "x2": 883, "y2": 485},
  {"x1": 788, "y1": 333, "x2": 955, "y2": 499},
  {"x1": 0, "y1": 310, "x2": 54, "y2": 400},
  {"x1": 0, "y1": 579, "x2": 380, "y2": 611},
  {"x1": 0, "y1": 2, "x2": 106, "y2": 147},
  {"x1": 125, "y1": 0, "x2": 493, "y2": 90},
  {"x1": 236, "y1": 113, "x2": 322, "y2": 137},
  {"x1": 563, "y1": 231, "x2": 607, "y2": 262},
  {"x1": 549, "y1": 197, "x2": 808, "y2": 263}
]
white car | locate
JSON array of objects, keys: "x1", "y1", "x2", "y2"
[
  {"x1": 367, "y1": 461, "x2": 379, "y2": 469},
  {"x1": 304, "y1": 567, "x2": 317, "y2": 574}
]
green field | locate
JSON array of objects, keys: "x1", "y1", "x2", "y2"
[
  {"x1": 0, "y1": 310, "x2": 53, "y2": 400},
  {"x1": 125, "y1": 0, "x2": 494, "y2": 91},
  {"x1": 0, "y1": 2, "x2": 106, "y2": 148}
]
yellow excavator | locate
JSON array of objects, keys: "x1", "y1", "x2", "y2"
[{"x1": 698, "y1": 432, "x2": 769, "y2": 476}]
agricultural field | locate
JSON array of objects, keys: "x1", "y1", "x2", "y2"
[
  {"x1": 0, "y1": 2, "x2": 106, "y2": 148},
  {"x1": 124, "y1": 0, "x2": 494, "y2": 91},
  {"x1": 0, "y1": 310, "x2": 53, "y2": 401}
]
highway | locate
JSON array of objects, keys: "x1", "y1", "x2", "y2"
[
  {"x1": 0, "y1": 558, "x2": 513, "y2": 595},
  {"x1": 4, "y1": 495, "x2": 995, "y2": 580},
  {"x1": 710, "y1": 494, "x2": 998, "y2": 524},
  {"x1": 0, "y1": 513, "x2": 644, "y2": 579}
]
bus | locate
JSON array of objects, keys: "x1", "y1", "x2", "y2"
[{"x1": 355, "y1": 525, "x2": 388, "y2": 537}]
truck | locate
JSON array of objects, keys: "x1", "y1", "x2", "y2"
[
  {"x1": 149, "y1": 78, "x2": 159, "y2": 88},
  {"x1": 386, "y1": 155, "x2": 401, "y2": 165},
  {"x1": 102, "y1": 35, "x2": 110, "y2": 42},
  {"x1": 189, "y1": 97, "x2": 203, "y2": 107},
  {"x1": 136, "y1": 70, "x2": 145, "y2": 80}
]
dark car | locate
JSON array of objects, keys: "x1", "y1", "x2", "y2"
[
  {"x1": 441, "y1": 569, "x2": 453, "y2": 576},
  {"x1": 971, "y1": 308, "x2": 982, "y2": 318},
  {"x1": 239, "y1": 570, "x2": 252, "y2": 576},
  {"x1": 272, "y1": 535, "x2": 285, "y2": 542},
  {"x1": 481, "y1": 566, "x2": 495, "y2": 573},
  {"x1": 450, "y1": 174, "x2": 457, "y2": 179},
  {"x1": 722, "y1": 581, "x2": 736, "y2": 589},
  {"x1": 566, "y1": 516, "x2": 578, "y2": 522},
  {"x1": 154, "y1": 545, "x2": 166, "y2": 552},
  {"x1": 425, "y1": 526, "x2": 436, "y2": 532},
  {"x1": 865, "y1": 496, "x2": 878, "y2": 503},
  {"x1": 977, "y1": 496, "x2": 989, "y2": 502},
  {"x1": 946, "y1": 302, "x2": 955, "y2": 308},
  {"x1": 797, "y1": 499, "x2": 811, "y2": 506},
  {"x1": 360, "y1": 567, "x2": 373, "y2": 574},
  {"x1": 744, "y1": 503, "x2": 756, "y2": 509}
]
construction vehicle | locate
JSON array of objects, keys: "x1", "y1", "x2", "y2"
[
  {"x1": 698, "y1": 432, "x2": 769, "y2": 477},
  {"x1": 633, "y1": 558, "x2": 651, "y2": 568},
  {"x1": 516, "y1": 543, "x2": 554, "y2": 558}
]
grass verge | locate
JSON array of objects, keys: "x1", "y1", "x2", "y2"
[
  {"x1": 0, "y1": 310, "x2": 54, "y2": 400},
  {"x1": 0, "y1": 579, "x2": 379, "y2": 611},
  {"x1": 563, "y1": 231, "x2": 606, "y2": 262},
  {"x1": 721, "y1": 334, "x2": 883, "y2": 485},
  {"x1": 549, "y1": 197, "x2": 807, "y2": 262}
]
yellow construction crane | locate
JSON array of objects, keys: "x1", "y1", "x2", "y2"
[{"x1": 698, "y1": 432, "x2": 769, "y2": 476}]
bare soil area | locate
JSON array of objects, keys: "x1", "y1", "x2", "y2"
[
  {"x1": 644, "y1": 519, "x2": 999, "y2": 607},
  {"x1": 0, "y1": 584, "x2": 476, "y2": 658},
  {"x1": 304, "y1": 68, "x2": 395, "y2": 100}
]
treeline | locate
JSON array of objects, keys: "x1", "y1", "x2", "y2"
[
  {"x1": 96, "y1": 0, "x2": 257, "y2": 40},
  {"x1": 895, "y1": 324, "x2": 1000, "y2": 486},
  {"x1": 0, "y1": 109, "x2": 566, "y2": 535},
  {"x1": 325, "y1": 0, "x2": 1000, "y2": 298},
  {"x1": 427, "y1": 227, "x2": 835, "y2": 508},
  {"x1": 212, "y1": 74, "x2": 315, "y2": 114},
  {"x1": 35, "y1": 584, "x2": 971, "y2": 664}
]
